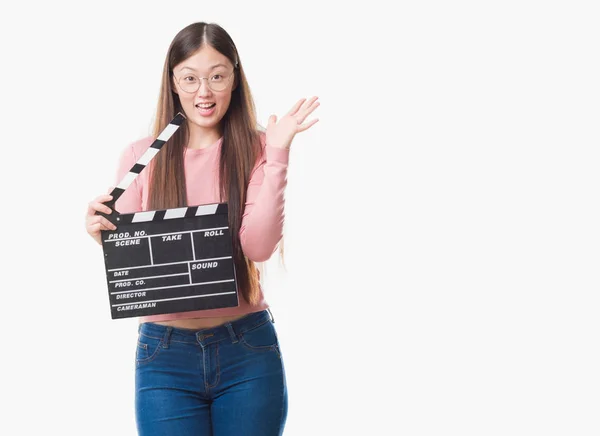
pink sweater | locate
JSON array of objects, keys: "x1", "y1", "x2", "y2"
[{"x1": 113, "y1": 131, "x2": 288, "y2": 322}]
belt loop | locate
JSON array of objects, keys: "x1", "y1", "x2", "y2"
[
  {"x1": 162, "y1": 326, "x2": 173, "y2": 349},
  {"x1": 225, "y1": 323, "x2": 239, "y2": 343},
  {"x1": 267, "y1": 307, "x2": 275, "y2": 323}
]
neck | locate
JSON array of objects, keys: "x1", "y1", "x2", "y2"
[{"x1": 186, "y1": 122, "x2": 222, "y2": 150}]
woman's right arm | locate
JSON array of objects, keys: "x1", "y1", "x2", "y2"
[{"x1": 85, "y1": 143, "x2": 143, "y2": 245}]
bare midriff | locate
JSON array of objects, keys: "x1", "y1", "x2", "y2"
[{"x1": 144, "y1": 314, "x2": 248, "y2": 330}]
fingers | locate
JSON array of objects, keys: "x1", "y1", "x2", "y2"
[
  {"x1": 87, "y1": 194, "x2": 114, "y2": 216},
  {"x1": 86, "y1": 215, "x2": 117, "y2": 233},
  {"x1": 286, "y1": 98, "x2": 307, "y2": 117},
  {"x1": 294, "y1": 97, "x2": 320, "y2": 127},
  {"x1": 88, "y1": 222, "x2": 115, "y2": 234},
  {"x1": 302, "y1": 96, "x2": 319, "y2": 110},
  {"x1": 297, "y1": 118, "x2": 319, "y2": 132},
  {"x1": 295, "y1": 96, "x2": 320, "y2": 124}
]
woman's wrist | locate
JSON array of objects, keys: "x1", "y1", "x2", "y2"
[{"x1": 265, "y1": 144, "x2": 290, "y2": 164}]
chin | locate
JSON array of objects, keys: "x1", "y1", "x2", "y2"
[{"x1": 192, "y1": 118, "x2": 219, "y2": 130}]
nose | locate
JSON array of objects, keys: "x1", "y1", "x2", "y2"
[{"x1": 197, "y1": 78, "x2": 212, "y2": 97}]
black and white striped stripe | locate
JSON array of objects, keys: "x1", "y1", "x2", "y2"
[
  {"x1": 109, "y1": 112, "x2": 186, "y2": 205},
  {"x1": 116, "y1": 203, "x2": 229, "y2": 224}
]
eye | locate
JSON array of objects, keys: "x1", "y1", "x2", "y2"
[
  {"x1": 211, "y1": 74, "x2": 224, "y2": 82},
  {"x1": 183, "y1": 75, "x2": 198, "y2": 83}
]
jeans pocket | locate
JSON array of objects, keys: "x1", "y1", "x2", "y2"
[
  {"x1": 136, "y1": 333, "x2": 163, "y2": 365},
  {"x1": 240, "y1": 320, "x2": 280, "y2": 356},
  {"x1": 136, "y1": 340, "x2": 149, "y2": 360}
]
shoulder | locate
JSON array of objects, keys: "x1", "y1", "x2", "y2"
[
  {"x1": 117, "y1": 136, "x2": 154, "y2": 165},
  {"x1": 128, "y1": 135, "x2": 155, "y2": 159}
]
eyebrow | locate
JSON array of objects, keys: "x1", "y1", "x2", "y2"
[{"x1": 179, "y1": 63, "x2": 228, "y2": 73}]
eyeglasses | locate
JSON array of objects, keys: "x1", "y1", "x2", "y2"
[{"x1": 175, "y1": 71, "x2": 234, "y2": 93}]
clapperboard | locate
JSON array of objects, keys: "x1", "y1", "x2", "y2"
[{"x1": 98, "y1": 113, "x2": 239, "y2": 319}]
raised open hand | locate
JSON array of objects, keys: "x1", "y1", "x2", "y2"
[{"x1": 266, "y1": 96, "x2": 320, "y2": 149}]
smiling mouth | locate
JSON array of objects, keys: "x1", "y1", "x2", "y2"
[{"x1": 196, "y1": 103, "x2": 216, "y2": 109}]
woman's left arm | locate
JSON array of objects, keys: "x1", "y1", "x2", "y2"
[
  {"x1": 239, "y1": 97, "x2": 320, "y2": 262},
  {"x1": 239, "y1": 137, "x2": 289, "y2": 262}
]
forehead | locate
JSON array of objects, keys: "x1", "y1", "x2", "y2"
[{"x1": 175, "y1": 45, "x2": 233, "y2": 74}]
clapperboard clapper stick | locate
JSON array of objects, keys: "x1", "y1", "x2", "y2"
[{"x1": 96, "y1": 113, "x2": 239, "y2": 319}]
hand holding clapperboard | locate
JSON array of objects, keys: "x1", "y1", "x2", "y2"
[{"x1": 95, "y1": 113, "x2": 239, "y2": 319}]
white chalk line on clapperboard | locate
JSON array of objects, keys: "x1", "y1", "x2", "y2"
[
  {"x1": 104, "y1": 225, "x2": 228, "y2": 265},
  {"x1": 111, "y1": 278, "x2": 234, "y2": 294},
  {"x1": 104, "y1": 226, "x2": 228, "y2": 242},
  {"x1": 111, "y1": 291, "x2": 238, "y2": 308},
  {"x1": 99, "y1": 112, "x2": 237, "y2": 311},
  {"x1": 109, "y1": 257, "x2": 230, "y2": 282}
]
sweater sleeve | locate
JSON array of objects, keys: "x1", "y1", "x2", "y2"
[
  {"x1": 114, "y1": 143, "x2": 143, "y2": 215},
  {"x1": 239, "y1": 133, "x2": 289, "y2": 262}
]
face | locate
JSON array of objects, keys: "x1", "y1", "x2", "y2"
[{"x1": 172, "y1": 44, "x2": 236, "y2": 134}]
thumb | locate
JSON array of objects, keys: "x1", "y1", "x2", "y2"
[
  {"x1": 268, "y1": 114, "x2": 277, "y2": 128},
  {"x1": 106, "y1": 186, "x2": 117, "y2": 205}
]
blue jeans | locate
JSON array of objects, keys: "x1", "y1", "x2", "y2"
[{"x1": 135, "y1": 309, "x2": 288, "y2": 435}]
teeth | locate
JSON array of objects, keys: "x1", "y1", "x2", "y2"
[{"x1": 196, "y1": 103, "x2": 214, "y2": 108}]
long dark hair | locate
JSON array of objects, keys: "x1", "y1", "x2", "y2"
[{"x1": 147, "y1": 22, "x2": 262, "y2": 305}]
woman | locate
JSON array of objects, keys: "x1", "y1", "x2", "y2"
[{"x1": 85, "y1": 21, "x2": 319, "y2": 435}]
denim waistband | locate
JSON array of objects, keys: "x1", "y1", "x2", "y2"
[{"x1": 138, "y1": 309, "x2": 273, "y2": 347}]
